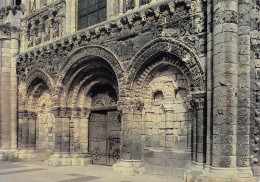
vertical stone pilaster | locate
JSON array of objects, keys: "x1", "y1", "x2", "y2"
[
  {"x1": 10, "y1": 32, "x2": 19, "y2": 149},
  {"x1": 237, "y1": 0, "x2": 251, "y2": 168},
  {"x1": 0, "y1": 39, "x2": 11, "y2": 149},
  {"x1": 206, "y1": 0, "x2": 213, "y2": 167},
  {"x1": 65, "y1": 0, "x2": 72, "y2": 35}
]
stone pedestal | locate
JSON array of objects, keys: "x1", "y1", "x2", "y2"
[{"x1": 113, "y1": 160, "x2": 146, "y2": 176}]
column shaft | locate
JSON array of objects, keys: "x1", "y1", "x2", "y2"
[{"x1": 212, "y1": 0, "x2": 238, "y2": 168}]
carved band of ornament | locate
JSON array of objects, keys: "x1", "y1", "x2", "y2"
[
  {"x1": 213, "y1": 11, "x2": 238, "y2": 25},
  {"x1": 81, "y1": 108, "x2": 91, "y2": 118},
  {"x1": 71, "y1": 108, "x2": 81, "y2": 118},
  {"x1": 0, "y1": 5, "x2": 25, "y2": 19},
  {"x1": 27, "y1": 111, "x2": 37, "y2": 120},
  {"x1": 0, "y1": 24, "x2": 19, "y2": 37},
  {"x1": 19, "y1": 1, "x2": 202, "y2": 52},
  {"x1": 52, "y1": 107, "x2": 71, "y2": 118},
  {"x1": 18, "y1": 110, "x2": 28, "y2": 119}
]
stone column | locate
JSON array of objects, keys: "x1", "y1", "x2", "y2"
[
  {"x1": 79, "y1": 108, "x2": 90, "y2": 153},
  {"x1": 52, "y1": 107, "x2": 71, "y2": 154},
  {"x1": 206, "y1": 0, "x2": 213, "y2": 169},
  {"x1": 119, "y1": 0, "x2": 124, "y2": 15},
  {"x1": 65, "y1": 0, "x2": 71, "y2": 34},
  {"x1": 236, "y1": 0, "x2": 251, "y2": 168},
  {"x1": 5, "y1": 0, "x2": 13, "y2": 6},
  {"x1": 193, "y1": 94, "x2": 205, "y2": 164},
  {"x1": 48, "y1": 107, "x2": 71, "y2": 166},
  {"x1": 212, "y1": 0, "x2": 239, "y2": 169},
  {"x1": 28, "y1": 111, "x2": 37, "y2": 149},
  {"x1": 70, "y1": 107, "x2": 89, "y2": 153},
  {"x1": 113, "y1": 102, "x2": 146, "y2": 175},
  {"x1": 107, "y1": 0, "x2": 114, "y2": 19},
  {"x1": 134, "y1": 0, "x2": 140, "y2": 9},
  {"x1": 0, "y1": 28, "x2": 19, "y2": 150},
  {"x1": 10, "y1": 31, "x2": 19, "y2": 149},
  {"x1": 18, "y1": 110, "x2": 28, "y2": 150},
  {"x1": 0, "y1": 38, "x2": 12, "y2": 149}
]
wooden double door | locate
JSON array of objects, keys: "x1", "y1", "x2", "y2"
[{"x1": 89, "y1": 110, "x2": 121, "y2": 165}]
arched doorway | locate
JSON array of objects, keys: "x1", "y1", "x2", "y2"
[
  {"x1": 56, "y1": 47, "x2": 123, "y2": 165},
  {"x1": 18, "y1": 71, "x2": 55, "y2": 160},
  {"x1": 88, "y1": 84, "x2": 121, "y2": 165}
]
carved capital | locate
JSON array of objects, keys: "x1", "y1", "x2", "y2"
[
  {"x1": 52, "y1": 107, "x2": 71, "y2": 118},
  {"x1": 81, "y1": 107, "x2": 91, "y2": 119},
  {"x1": 71, "y1": 107, "x2": 81, "y2": 118},
  {"x1": 18, "y1": 110, "x2": 28, "y2": 119},
  {"x1": 191, "y1": 92, "x2": 205, "y2": 110},
  {"x1": 28, "y1": 111, "x2": 37, "y2": 120}
]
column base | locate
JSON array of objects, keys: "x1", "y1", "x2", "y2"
[
  {"x1": 17, "y1": 149, "x2": 38, "y2": 162},
  {"x1": 47, "y1": 153, "x2": 92, "y2": 166},
  {"x1": 113, "y1": 160, "x2": 146, "y2": 176},
  {"x1": 0, "y1": 149, "x2": 19, "y2": 161},
  {"x1": 185, "y1": 162, "x2": 255, "y2": 182}
]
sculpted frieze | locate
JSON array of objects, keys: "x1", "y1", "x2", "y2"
[
  {"x1": 21, "y1": 0, "x2": 66, "y2": 48},
  {"x1": 17, "y1": 1, "x2": 206, "y2": 87}
]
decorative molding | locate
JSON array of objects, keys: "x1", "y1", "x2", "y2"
[
  {"x1": 18, "y1": 110, "x2": 28, "y2": 119},
  {"x1": 0, "y1": 23, "x2": 19, "y2": 39},
  {"x1": 0, "y1": 5, "x2": 25, "y2": 19},
  {"x1": 52, "y1": 107, "x2": 71, "y2": 118}
]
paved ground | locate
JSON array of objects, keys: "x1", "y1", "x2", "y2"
[{"x1": 0, "y1": 161, "x2": 179, "y2": 182}]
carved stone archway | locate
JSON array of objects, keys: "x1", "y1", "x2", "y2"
[
  {"x1": 128, "y1": 37, "x2": 205, "y2": 92},
  {"x1": 116, "y1": 38, "x2": 206, "y2": 175}
]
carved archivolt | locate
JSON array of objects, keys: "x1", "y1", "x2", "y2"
[
  {"x1": 57, "y1": 46, "x2": 124, "y2": 85},
  {"x1": 128, "y1": 38, "x2": 205, "y2": 92},
  {"x1": 25, "y1": 69, "x2": 54, "y2": 95}
]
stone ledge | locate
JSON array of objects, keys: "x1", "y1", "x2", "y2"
[
  {"x1": 47, "y1": 153, "x2": 92, "y2": 166},
  {"x1": 185, "y1": 163, "x2": 255, "y2": 182},
  {"x1": 113, "y1": 160, "x2": 146, "y2": 176}
]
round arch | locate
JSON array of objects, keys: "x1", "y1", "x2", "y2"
[
  {"x1": 127, "y1": 38, "x2": 205, "y2": 92},
  {"x1": 57, "y1": 45, "x2": 124, "y2": 87},
  {"x1": 25, "y1": 69, "x2": 54, "y2": 96},
  {"x1": 54, "y1": 45, "x2": 124, "y2": 106}
]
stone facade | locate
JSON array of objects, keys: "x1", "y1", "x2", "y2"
[{"x1": 0, "y1": 0, "x2": 260, "y2": 181}]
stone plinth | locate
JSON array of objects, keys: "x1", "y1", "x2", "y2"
[
  {"x1": 0, "y1": 149, "x2": 19, "y2": 162},
  {"x1": 185, "y1": 163, "x2": 255, "y2": 182},
  {"x1": 47, "y1": 153, "x2": 92, "y2": 166},
  {"x1": 113, "y1": 160, "x2": 146, "y2": 176}
]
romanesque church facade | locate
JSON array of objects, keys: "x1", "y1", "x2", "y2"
[{"x1": 0, "y1": 0, "x2": 259, "y2": 181}]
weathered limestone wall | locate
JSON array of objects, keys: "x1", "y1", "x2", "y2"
[{"x1": 1, "y1": 0, "x2": 260, "y2": 181}]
